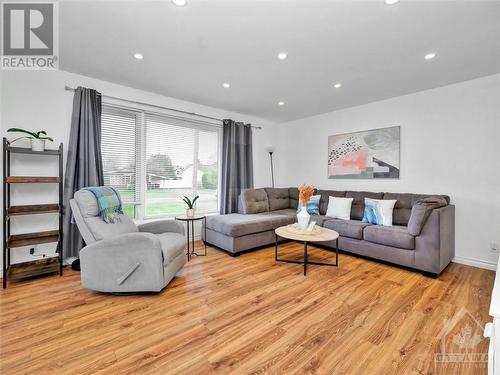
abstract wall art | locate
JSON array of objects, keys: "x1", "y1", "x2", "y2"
[{"x1": 328, "y1": 126, "x2": 400, "y2": 179}]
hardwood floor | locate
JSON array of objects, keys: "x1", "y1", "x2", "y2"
[{"x1": 0, "y1": 242, "x2": 495, "y2": 374}]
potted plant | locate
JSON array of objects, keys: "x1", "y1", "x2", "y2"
[
  {"x1": 7, "y1": 128, "x2": 54, "y2": 152},
  {"x1": 297, "y1": 184, "x2": 315, "y2": 229},
  {"x1": 182, "y1": 195, "x2": 199, "y2": 218}
]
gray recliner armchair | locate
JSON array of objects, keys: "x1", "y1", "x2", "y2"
[{"x1": 70, "y1": 189, "x2": 186, "y2": 293}]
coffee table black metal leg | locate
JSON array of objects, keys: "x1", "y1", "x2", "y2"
[
  {"x1": 275, "y1": 234, "x2": 278, "y2": 261},
  {"x1": 304, "y1": 241, "x2": 308, "y2": 276},
  {"x1": 336, "y1": 238, "x2": 338, "y2": 267}
]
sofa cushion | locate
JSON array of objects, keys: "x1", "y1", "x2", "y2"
[
  {"x1": 346, "y1": 191, "x2": 384, "y2": 220},
  {"x1": 289, "y1": 187, "x2": 300, "y2": 209},
  {"x1": 323, "y1": 219, "x2": 371, "y2": 240},
  {"x1": 383, "y1": 192, "x2": 450, "y2": 226},
  {"x1": 239, "y1": 188, "x2": 269, "y2": 214},
  {"x1": 407, "y1": 196, "x2": 449, "y2": 236},
  {"x1": 265, "y1": 188, "x2": 290, "y2": 211},
  {"x1": 272, "y1": 208, "x2": 297, "y2": 219},
  {"x1": 83, "y1": 214, "x2": 138, "y2": 241},
  {"x1": 206, "y1": 213, "x2": 294, "y2": 237},
  {"x1": 363, "y1": 225, "x2": 415, "y2": 250},
  {"x1": 309, "y1": 215, "x2": 334, "y2": 227},
  {"x1": 317, "y1": 190, "x2": 347, "y2": 215},
  {"x1": 156, "y1": 232, "x2": 186, "y2": 265}
]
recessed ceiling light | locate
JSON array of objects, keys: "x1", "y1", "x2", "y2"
[
  {"x1": 425, "y1": 53, "x2": 436, "y2": 60},
  {"x1": 277, "y1": 52, "x2": 287, "y2": 60},
  {"x1": 133, "y1": 53, "x2": 143, "y2": 60},
  {"x1": 223, "y1": 83, "x2": 230, "y2": 88},
  {"x1": 333, "y1": 83, "x2": 342, "y2": 89},
  {"x1": 384, "y1": 0, "x2": 399, "y2": 5},
  {"x1": 172, "y1": 0, "x2": 187, "y2": 6},
  {"x1": 278, "y1": 101, "x2": 285, "y2": 106}
]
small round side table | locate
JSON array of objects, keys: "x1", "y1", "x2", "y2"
[{"x1": 175, "y1": 214, "x2": 207, "y2": 261}]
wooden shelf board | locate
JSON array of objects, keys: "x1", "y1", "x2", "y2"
[
  {"x1": 8, "y1": 204, "x2": 60, "y2": 216},
  {"x1": 8, "y1": 230, "x2": 59, "y2": 248},
  {"x1": 5, "y1": 176, "x2": 60, "y2": 183},
  {"x1": 8, "y1": 257, "x2": 59, "y2": 280},
  {"x1": 7, "y1": 146, "x2": 60, "y2": 156}
]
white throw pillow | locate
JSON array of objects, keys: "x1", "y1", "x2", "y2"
[
  {"x1": 326, "y1": 197, "x2": 354, "y2": 220},
  {"x1": 363, "y1": 198, "x2": 397, "y2": 226}
]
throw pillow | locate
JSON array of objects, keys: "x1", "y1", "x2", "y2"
[
  {"x1": 407, "y1": 196, "x2": 448, "y2": 236},
  {"x1": 325, "y1": 196, "x2": 353, "y2": 220},
  {"x1": 362, "y1": 198, "x2": 397, "y2": 226},
  {"x1": 297, "y1": 194, "x2": 321, "y2": 215}
]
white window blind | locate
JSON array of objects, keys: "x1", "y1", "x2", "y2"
[
  {"x1": 101, "y1": 104, "x2": 220, "y2": 220},
  {"x1": 144, "y1": 114, "x2": 219, "y2": 218},
  {"x1": 101, "y1": 106, "x2": 139, "y2": 218}
]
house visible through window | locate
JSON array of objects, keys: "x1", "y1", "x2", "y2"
[{"x1": 101, "y1": 104, "x2": 220, "y2": 220}]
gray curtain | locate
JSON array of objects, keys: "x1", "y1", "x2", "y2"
[
  {"x1": 220, "y1": 119, "x2": 253, "y2": 214},
  {"x1": 63, "y1": 87, "x2": 104, "y2": 259}
]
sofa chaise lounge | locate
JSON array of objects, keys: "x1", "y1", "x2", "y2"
[{"x1": 205, "y1": 188, "x2": 455, "y2": 276}]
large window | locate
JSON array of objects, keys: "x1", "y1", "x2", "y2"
[
  {"x1": 101, "y1": 106, "x2": 140, "y2": 218},
  {"x1": 101, "y1": 105, "x2": 220, "y2": 220}
]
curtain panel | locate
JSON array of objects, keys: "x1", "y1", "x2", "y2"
[
  {"x1": 63, "y1": 87, "x2": 104, "y2": 260},
  {"x1": 220, "y1": 119, "x2": 254, "y2": 214}
]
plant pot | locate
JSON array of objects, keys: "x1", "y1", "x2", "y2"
[
  {"x1": 297, "y1": 205, "x2": 310, "y2": 230},
  {"x1": 186, "y1": 208, "x2": 195, "y2": 218},
  {"x1": 31, "y1": 139, "x2": 45, "y2": 152}
]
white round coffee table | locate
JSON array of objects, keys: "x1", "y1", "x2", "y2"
[{"x1": 275, "y1": 225, "x2": 339, "y2": 275}]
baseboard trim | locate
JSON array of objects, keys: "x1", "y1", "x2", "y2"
[{"x1": 452, "y1": 256, "x2": 497, "y2": 271}]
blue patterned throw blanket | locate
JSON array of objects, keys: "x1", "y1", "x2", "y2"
[{"x1": 82, "y1": 186, "x2": 123, "y2": 223}]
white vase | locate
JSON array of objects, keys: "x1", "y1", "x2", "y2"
[
  {"x1": 31, "y1": 139, "x2": 45, "y2": 152},
  {"x1": 186, "y1": 208, "x2": 195, "y2": 218},
  {"x1": 297, "y1": 206, "x2": 310, "y2": 230}
]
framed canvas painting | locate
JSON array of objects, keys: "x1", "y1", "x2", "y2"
[{"x1": 328, "y1": 126, "x2": 400, "y2": 179}]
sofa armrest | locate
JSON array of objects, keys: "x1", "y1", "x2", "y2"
[
  {"x1": 79, "y1": 232, "x2": 165, "y2": 292},
  {"x1": 138, "y1": 219, "x2": 184, "y2": 235},
  {"x1": 414, "y1": 205, "x2": 455, "y2": 275}
]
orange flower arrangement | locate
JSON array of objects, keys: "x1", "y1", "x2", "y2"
[{"x1": 298, "y1": 184, "x2": 315, "y2": 206}]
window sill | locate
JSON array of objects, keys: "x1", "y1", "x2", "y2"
[{"x1": 134, "y1": 212, "x2": 219, "y2": 225}]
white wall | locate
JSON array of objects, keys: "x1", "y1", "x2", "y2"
[
  {"x1": 0, "y1": 69, "x2": 277, "y2": 271},
  {"x1": 275, "y1": 74, "x2": 500, "y2": 269}
]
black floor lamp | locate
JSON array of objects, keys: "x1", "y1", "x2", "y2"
[{"x1": 267, "y1": 146, "x2": 275, "y2": 188}]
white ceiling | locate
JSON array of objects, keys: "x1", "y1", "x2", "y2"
[{"x1": 59, "y1": 0, "x2": 500, "y2": 122}]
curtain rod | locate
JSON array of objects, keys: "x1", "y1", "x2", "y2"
[{"x1": 64, "y1": 86, "x2": 262, "y2": 129}]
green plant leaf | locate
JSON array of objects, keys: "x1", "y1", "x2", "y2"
[
  {"x1": 191, "y1": 196, "x2": 200, "y2": 206},
  {"x1": 181, "y1": 196, "x2": 192, "y2": 208},
  {"x1": 36, "y1": 130, "x2": 47, "y2": 137},
  {"x1": 38, "y1": 136, "x2": 54, "y2": 141},
  {"x1": 7, "y1": 128, "x2": 37, "y2": 138},
  {"x1": 10, "y1": 136, "x2": 33, "y2": 143}
]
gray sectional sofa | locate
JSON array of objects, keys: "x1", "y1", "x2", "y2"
[{"x1": 205, "y1": 187, "x2": 455, "y2": 276}]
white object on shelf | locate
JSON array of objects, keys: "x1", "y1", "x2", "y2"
[{"x1": 31, "y1": 139, "x2": 45, "y2": 151}]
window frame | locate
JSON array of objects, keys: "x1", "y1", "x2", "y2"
[{"x1": 101, "y1": 101, "x2": 222, "y2": 221}]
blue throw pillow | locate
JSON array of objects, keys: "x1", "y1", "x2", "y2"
[
  {"x1": 297, "y1": 194, "x2": 320, "y2": 215},
  {"x1": 362, "y1": 199, "x2": 383, "y2": 225}
]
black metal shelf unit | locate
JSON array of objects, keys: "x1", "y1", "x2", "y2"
[{"x1": 2, "y1": 138, "x2": 64, "y2": 288}]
